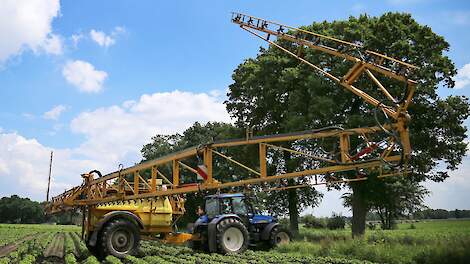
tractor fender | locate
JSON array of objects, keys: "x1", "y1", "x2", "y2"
[
  {"x1": 88, "y1": 211, "x2": 144, "y2": 247},
  {"x1": 207, "y1": 214, "x2": 242, "y2": 253},
  {"x1": 260, "y1": 222, "x2": 279, "y2": 241}
]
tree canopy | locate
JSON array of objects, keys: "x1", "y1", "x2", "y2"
[{"x1": 0, "y1": 195, "x2": 45, "y2": 224}]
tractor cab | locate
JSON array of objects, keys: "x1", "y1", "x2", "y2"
[
  {"x1": 202, "y1": 193, "x2": 274, "y2": 225},
  {"x1": 191, "y1": 193, "x2": 290, "y2": 254}
]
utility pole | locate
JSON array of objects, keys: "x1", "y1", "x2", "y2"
[{"x1": 46, "y1": 151, "x2": 53, "y2": 202}]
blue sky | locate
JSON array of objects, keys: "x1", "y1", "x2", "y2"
[{"x1": 0, "y1": 0, "x2": 469, "y2": 217}]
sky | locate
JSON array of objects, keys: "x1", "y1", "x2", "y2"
[{"x1": 0, "y1": 0, "x2": 469, "y2": 217}]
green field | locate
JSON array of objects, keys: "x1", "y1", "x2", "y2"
[
  {"x1": 0, "y1": 220, "x2": 468, "y2": 263},
  {"x1": 280, "y1": 219, "x2": 470, "y2": 264}
]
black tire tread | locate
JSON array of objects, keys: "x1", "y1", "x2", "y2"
[{"x1": 100, "y1": 218, "x2": 140, "y2": 259}]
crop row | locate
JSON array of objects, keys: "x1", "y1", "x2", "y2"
[
  {"x1": 0, "y1": 231, "x2": 55, "y2": 264},
  {"x1": 0, "y1": 226, "x2": 41, "y2": 247},
  {"x1": 119, "y1": 240, "x2": 373, "y2": 264},
  {"x1": 0, "y1": 230, "x2": 87, "y2": 264}
]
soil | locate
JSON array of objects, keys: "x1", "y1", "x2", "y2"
[{"x1": 44, "y1": 233, "x2": 65, "y2": 259}]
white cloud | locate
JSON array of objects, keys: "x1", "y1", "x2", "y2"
[
  {"x1": 0, "y1": 0, "x2": 62, "y2": 64},
  {"x1": 71, "y1": 33, "x2": 84, "y2": 48},
  {"x1": 40, "y1": 34, "x2": 63, "y2": 55},
  {"x1": 0, "y1": 132, "x2": 80, "y2": 198},
  {"x1": 0, "y1": 90, "x2": 230, "y2": 200},
  {"x1": 113, "y1": 26, "x2": 126, "y2": 34},
  {"x1": 43, "y1": 105, "x2": 67, "y2": 120},
  {"x1": 455, "y1": 63, "x2": 470, "y2": 89},
  {"x1": 71, "y1": 90, "x2": 231, "y2": 164},
  {"x1": 89, "y1": 27, "x2": 125, "y2": 48},
  {"x1": 62, "y1": 60, "x2": 108, "y2": 93},
  {"x1": 90, "y1": 29, "x2": 115, "y2": 47},
  {"x1": 209, "y1": 89, "x2": 223, "y2": 97}
]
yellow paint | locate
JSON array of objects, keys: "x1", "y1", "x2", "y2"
[{"x1": 94, "y1": 197, "x2": 173, "y2": 228}]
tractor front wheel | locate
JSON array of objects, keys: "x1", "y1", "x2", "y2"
[
  {"x1": 100, "y1": 219, "x2": 140, "y2": 258},
  {"x1": 270, "y1": 226, "x2": 291, "y2": 247},
  {"x1": 216, "y1": 218, "x2": 249, "y2": 254}
]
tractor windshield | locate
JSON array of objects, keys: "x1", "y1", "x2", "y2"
[
  {"x1": 205, "y1": 198, "x2": 219, "y2": 218},
  {"x1": 232, "y1": 197, "x2": 248, "y2": 215}
]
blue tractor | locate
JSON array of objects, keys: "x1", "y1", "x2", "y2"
[{"x1": 191, "y1": 193, "x2": 291, "y2": 254}]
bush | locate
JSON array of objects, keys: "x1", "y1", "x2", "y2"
[
  {"x1": 303, "y1": 215, "x2": 326, "y2": 229},
  {"x1": 367, "y1": 222, "x2": 376, "y2": 230},
  {"x1": 413, "y1": 238, "x2": 470, "y2": 264},
  {"x1": 327, "y1": 213, "x2": 345, "y2": 230}
]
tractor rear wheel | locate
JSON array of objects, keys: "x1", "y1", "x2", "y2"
[
  {"x1": 100, "y1": 219, "x2": 140, "y2": 258},
  {"x1": 216, "y1": 218, "x2": 249, "y2": 254}
]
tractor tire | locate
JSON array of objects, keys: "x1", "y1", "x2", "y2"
[
  {"x1": 100, "y1": 218, "x2": 140, "y2": 259},
  {"x1": 216, "y1": 218, "x2": 249, "y2": 254},
  {"x1": 269, "y1": 226, "x2": 291, "y2": 247}
]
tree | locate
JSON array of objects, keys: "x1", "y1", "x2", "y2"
[
  {"x1": 374, "y1": 180, "x2": 428, "y2": 229},
  {"x1": 0, "y1": 195, "x2": 45, "y2": 224},
  {"x1": 226, "y1": 13, "x2": 469, "y2": 236}
]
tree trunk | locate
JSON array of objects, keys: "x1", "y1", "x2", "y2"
[
  {"x1": 351, "y1": 183, "x2": 367, "y2": 238},
  {"x1": 283, "y1": 146, "x2": 299, "y2": 236},
  {"x1": 287, "y1": 179, "x2": 299, "y2": 236},
  {"x1": 377, "y1": 207, "x2": 386, "y2": 229}
]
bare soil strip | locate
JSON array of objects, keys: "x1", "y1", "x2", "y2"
[
  {"x1": 44, "y1": 233, "x2": 65, "y2": 259},
  {"x1": 0, "y1": 233, "x2": 38, "y2": 257}
]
